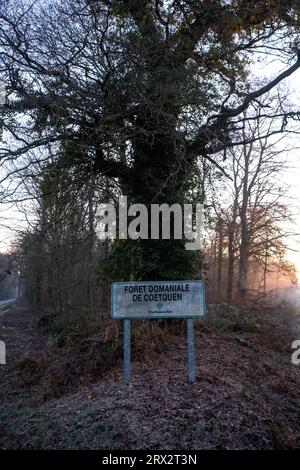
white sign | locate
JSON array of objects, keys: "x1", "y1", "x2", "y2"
[{"x1": 111, "y1": 280, "x2": 206, "y2": 319}]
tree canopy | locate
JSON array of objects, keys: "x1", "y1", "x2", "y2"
[{"x1": 1, "y1": 0, "x2": 300, "y2": 279}]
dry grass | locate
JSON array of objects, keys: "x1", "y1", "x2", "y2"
[{"x1": 0, "y1": 303, "x2": 300, "y2": 449}]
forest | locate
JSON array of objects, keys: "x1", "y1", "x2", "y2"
[{"x1": 0, "y1": 0, "x2": 300, "y2": 456}]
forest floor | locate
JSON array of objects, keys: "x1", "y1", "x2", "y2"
[{"x1": 0, "y1": 302, "x2": 300, "y2": 450}]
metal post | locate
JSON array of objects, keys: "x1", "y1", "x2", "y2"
[
  {"x1": 187, "y1": 319, "x2": 196, "y2": 383},
  {"x1": 124, "y1": 319, "x2": 131, "y2": 381}
]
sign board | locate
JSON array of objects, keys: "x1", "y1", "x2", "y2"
[{"x1": 111, "y1": 280, "x2": 205, "y2": 319}]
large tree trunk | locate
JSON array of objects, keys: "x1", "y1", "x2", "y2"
[
  {"x1": 216, "y1": 220, "x2": 224, "y2": 302},
  {"x1": 118, "y1": 108, "x2": 199, "y2": 281},
  {"x1": 263, "y1": 235, "x2": 269, "y2": 294},
  {"x1": 227, "y1": 234, "x2": 235, "y2": 303},
  {"x1": 227, "y1": 201, "x2": 238, "y2": 303},
  {"x1": 238, "y1": 151, "x2": 250, "y2": 304},
  {"x1": 87, "y1": 181, "x2": 95, "y2": 313},
  {"x1": 238, "y1": 230, "x2": 248, "y2": 303}
]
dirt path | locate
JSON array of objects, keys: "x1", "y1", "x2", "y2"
[
  {"x1": 1, "y1": 303, "x2": 300, "y2": 449},
  {"x1": 0, "y1": 302, "x2": 45, "y2": 359},
  {"x1": 0, "y1": 303, "x2": 49, "y2": 437}
]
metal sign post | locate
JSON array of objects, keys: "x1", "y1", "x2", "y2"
[
  {"x1": 123, "y1": 319, "x2": 131, "y2": 381},
  {"x1": 187, "y1": 319, "x2": 196, "y2": 383},
  {"x1": 111, "y1": 280, "x2": 206, "y2": 383}
]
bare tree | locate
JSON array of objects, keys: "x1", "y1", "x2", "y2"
[{"x1": 1, "y1": 0, "x2": 300, "y2": 280}]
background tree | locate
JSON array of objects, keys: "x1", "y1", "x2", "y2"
[{"x1": 206, "y1": 102, "x2": 297, "y2": 304}]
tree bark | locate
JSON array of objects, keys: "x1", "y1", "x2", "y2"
[
  {"x1": 238, "y1": 148, "x2": 250, "y2": 304},
  {"x1": 216, "y1": 219, "x2": 224, "y2": 302}
]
